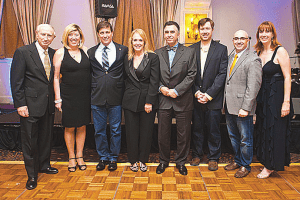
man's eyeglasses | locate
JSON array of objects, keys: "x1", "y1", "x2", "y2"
[{"x1": 233, "y1": 37, "x2": 249, "y2": 41}]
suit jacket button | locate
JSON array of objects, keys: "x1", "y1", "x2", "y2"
[{"x1": 106, "y1": 71, "x2": 108, "y2": 74}]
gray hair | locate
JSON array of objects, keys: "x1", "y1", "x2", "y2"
[{"x1": 36, "y1": 24, "x2": 56, "y2": 36}]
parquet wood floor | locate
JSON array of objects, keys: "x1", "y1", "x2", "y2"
[{"x1": 1, "y1": 162, "x2": 300, "y2": 199}]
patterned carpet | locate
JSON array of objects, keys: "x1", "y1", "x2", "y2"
[{"x1": 1, "y1": 148, "x2": 300, "y2": 164}]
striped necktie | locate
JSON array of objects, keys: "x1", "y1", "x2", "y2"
[
  {"x1": 102, "y1": 46, "x2": 109, "y2": 71},
  {"x1": 229, "y1": 54, "x2": 238, "y2": 75},
  {"x1": 44, "y1": 50, "x2": 51, "y2": 80}
]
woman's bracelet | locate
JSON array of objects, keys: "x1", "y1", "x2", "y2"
[{"x1": 54, "y1": 99, "x2": 62, "y2": 104}]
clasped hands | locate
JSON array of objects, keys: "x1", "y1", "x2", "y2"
[
  {"x1": 160, "y1": 86, "x2": 177, "y2": 98},
  {"x1": 195, "y1": 91, "x2": 209, "y2": 104}
]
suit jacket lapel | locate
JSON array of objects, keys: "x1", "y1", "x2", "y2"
[
  {"x1": 48, "y1": 48, "x2": 55, "y2": 82},
  {"x1": 161, "y1": 47, "x2": 170, "y2": 75},
  {"x1": 90, "y1": 43, "x2": 106, "y2": 71},
  {"x1": 128, "y1": 59, "x2": 139, "y2": 81},
  {"x1": 109, "y1": 42, "x2": 123, "y2": 71},
  {"x1": 136, "y1": 54, "x2": 149, "y2": 75},
  {"x1": 229, "y1": 49, "x2": 249, "y2": 79},
  {"x1": 29, "y1": 43, "x2": 48, "y2": 80},
  {"x1": 203, "y1": 40, "x2": 216, "y2": 75},
  {"x1": 171, "y1": 43, "x2": 184, "y2": 67},
  {"x1": 161, "y1": 47, "x2": 170, "y2": 68}
]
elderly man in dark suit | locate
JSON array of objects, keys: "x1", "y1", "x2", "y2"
[
  {"x1": 88, "y1": 21, "x2": 128, "y2": 171},
  {"x1": 190, "y1": 18, "x2": 228, "y2": 171},
  {"x1": 224, "y1": 30, "x2": 262, "y2": 178},
  {"x1": 155, "y1": 21, "x2": 197, "y2": 175},
  {"x1": 10, "y1": 24, "x2": 58, "y2": 190}
]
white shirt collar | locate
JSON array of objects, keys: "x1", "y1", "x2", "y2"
[
  {"x1": 99, "y1": 41, "x2": 114, "y2": 51},
  {"x1": 35, "y1": 41, "x2": 48, "y2": 53}
]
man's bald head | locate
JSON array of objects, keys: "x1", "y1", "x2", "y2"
[{"x1": 233, "y1": 30, "x2": 249, "y2": 53}]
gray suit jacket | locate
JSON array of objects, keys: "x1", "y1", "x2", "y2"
[
  {"x1": 224, "y1": 49, "x2": 262, "y2": 115},
  {"x1": 155, "y1": 43, "x2": 197, "y2": 111}
]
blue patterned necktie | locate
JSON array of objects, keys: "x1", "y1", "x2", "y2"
[{"x1": 102, "y1": 46, "x2": 109, "y2": 71}]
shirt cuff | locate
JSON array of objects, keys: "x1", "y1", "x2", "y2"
[
  {"x1": 174, "y1": 89, "x2": 179, "y2": 96},
  {"x1": 205, "y1": 93, "x2": 213, "y2": 101},
  {"x1": 195, "y1": 90, "x2": 201, "y2": 98},
  {"x1": 158, "y1": 85, "x2": 164, "y2": 93}
]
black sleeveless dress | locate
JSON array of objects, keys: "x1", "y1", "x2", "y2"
[
  {"x1": 256, "y1": 46, "x2": 293, "y2": 171},
  {"x1": 60, "y1": 48, "x2": 91, "y2": 127}
]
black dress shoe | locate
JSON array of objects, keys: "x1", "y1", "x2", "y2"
[
  {"x1": 96, "y1": 160, "x2": 107, "y2": 171},
  {"x1": 176, "y1": 164, "x2": 188, "y2": 175},
  {"x1": 39, "y1": 167, "x2": 58, "y2": 174},
  {"x1": 26, "y1": 177, "x2": 37, "y2": 190},
  {"x1": 108, "y1": 161, "x2": 117, "y2": 171},
  {"x1": 156, "y1": 163, "x2": 168, "y2": 174}
]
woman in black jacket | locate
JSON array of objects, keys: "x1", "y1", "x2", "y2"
[{"x1": 122, "y1": 29, "x2": 160, "y2": 172}]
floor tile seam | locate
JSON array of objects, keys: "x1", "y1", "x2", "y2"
[
  {"x1": 15, "y1": 173, "x2": 45, "y2": 199},
  {"x1": 277, "y1": 172, "x2": 300, "y2": 196},
  {"x1": 198, "y1": 165, "x2": 212, "y2": 200},
  {"x1": 112, "y1": 165, "x2": 126, "y2": 200}
]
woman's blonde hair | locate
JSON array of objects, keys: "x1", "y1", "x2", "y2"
[
  {"x1": 62, "y1": 23, "x2": 85, "y2": 49},
  {"x1": 128, "y1": 29, "x2": 153, "y2": 60}
]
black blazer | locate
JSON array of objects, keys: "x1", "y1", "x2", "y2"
[
  {"x1": 190, "y1": 40, "x2": 228, "y2": 110},
  {"x1": 88, "y1": 42, "x2": 128, "y2": 106},
  {"x1": 122, "y1": 52, "x2": 160, "y2": 112},
  {"x1": 155, "y1": 43, "x2": 197, "y2": 111},
  {"x1": 10, "y1": 42, "x2": 55, "y2": 117}
]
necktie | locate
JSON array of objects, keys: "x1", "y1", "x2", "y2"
[
  {"x1": 229, "y1": 54, "x2": 238, "y2": 75},
  {"x1": 166, "y1": 46, "x2": 177, "y2": 52},
  {"x1": 102, "y1": 46, "x2": 109, "y2": 71},
  {"x1": 44, "y1": 50, "x2": 51, "y2": 80}
]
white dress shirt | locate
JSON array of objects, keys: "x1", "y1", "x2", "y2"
[
  {"x1": 95, "y1": 42, "x2": 116, "y2": 67},
  {"x1": 35, "y1": 41, "x2": 49, "y2": 66}
]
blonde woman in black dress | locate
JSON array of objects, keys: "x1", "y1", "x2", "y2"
[
  {"x1": 53, "y1": 24, "x2": 91, "y2": 172},
  {"x1": 255, "y1": 21, "x2": 292, "y2": 178}
]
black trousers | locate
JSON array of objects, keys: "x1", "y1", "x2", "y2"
[
  {"x1": 20, "y1": 108, "x2": 54, "y2": 178},
  {"x1": 158, "y1": 108, "x2": 193, "y2": 165},
  {"x1": 124, "y1": 109, "x2": 156, "y2": 164}
]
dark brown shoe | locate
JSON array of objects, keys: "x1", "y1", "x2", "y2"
[
  {"x1": 224, "y1": 162, "x2": 240, "y2": 171},
  {"x1": 234, "y1": 166, "x2": 250, "y2": 178},
  {"x1": 208, "y1": 160, "x2": 218, "y2": 171},
  {"x1": 190, "y1": 157, "x2": 201, "y2": 166}
]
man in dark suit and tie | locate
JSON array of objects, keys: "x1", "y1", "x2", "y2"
[
  {"x1": 190, "y1": 18, "x2": 228, "y2": 171},
  {"x1": 224, "y1": 30, "x2": 262, "y2": 177},
  {"x1": 155, "y1": 21, "x2": 197, "y2": 175},
  {"x1": 88, "y1": 21, "x2": 128, "y2": 171},
  {"x1": 10, "y1": 24, "x2": 58, "y2": 190}
]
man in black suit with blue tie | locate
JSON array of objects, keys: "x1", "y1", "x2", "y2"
[
  {"x1": 190, "y1": 18, "x2": 228, "y2": 171},
  {"x1": 10, "y1": 24, "x2": 58, "y2": 190},
  {"x1": 88, "y1": 21, "x2": 128, "y2": 171}
]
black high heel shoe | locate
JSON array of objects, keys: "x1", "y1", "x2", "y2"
[
  {"x1": 77, "y1": 157, "x2": 87, "y2": 170},
  {"x1": 68, "y1": 158, "x2": 77, "y2": 172}
]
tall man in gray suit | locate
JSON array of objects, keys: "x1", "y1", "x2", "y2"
[
  {"x1": 155, "y1": 21, "x2": 197, "y2": 175},
  {"x1": 224, "y1": 30, "x2": 262, "y2": 178},
  {"x1": 10, "y1": 24, "x2": 58, "y2": 190}
]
